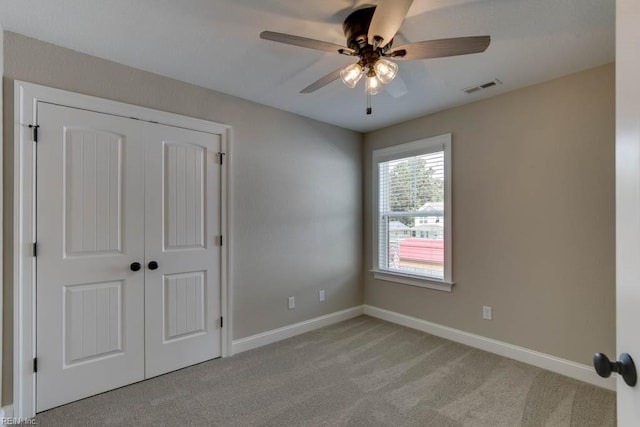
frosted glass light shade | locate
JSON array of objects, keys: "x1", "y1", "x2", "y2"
[
  {"x1": 366, "y1": 75, "x2": 383, "y2": 95},
  {"x1": 340, "y1": 63, "x2": 364, "y2": 88},
  {"x1": 373, "y1": 58, "x2": 398, "y2": 84}
]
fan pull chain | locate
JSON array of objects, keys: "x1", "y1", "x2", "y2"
[{"x1": 366, "y1": 92, "x2": 372, "y2": 115}]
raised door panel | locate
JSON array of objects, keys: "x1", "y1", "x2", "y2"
[
  {"x1": 64, "y1": 128, "x2": 122, "y2": 256},
  {"x1": 164, "y1": 143, "x2": 205, "y2": 250},
  {"x1": 164, "y1": 272, "x2": 206, "y2": 341},
  {"x1": 65, "y1": 281, "x2": 123, "y2": 364}
]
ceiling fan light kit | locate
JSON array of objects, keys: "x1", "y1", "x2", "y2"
[
  {"x1": 366, "y1": 73, "x2": 383, "y2": 96},
  {"x1": 339, "y1": 57, "x2": 397, "y2": 90},
  {"x1": 340, "y1": 62, "x2": 364, "y2": 88},
  {"x1": 260, "y1": 0, "x2": 490, "y2": 115},
  {"x1": 373, "y1": 58, "x2": 399, "y2": 84},
  {"x1": 339, "y1": 5, "x2": 400, "y2": 102}
]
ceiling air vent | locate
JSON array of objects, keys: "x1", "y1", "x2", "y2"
[{"x1": 463, "y1": 79, "x2": 502, "y2": 95}]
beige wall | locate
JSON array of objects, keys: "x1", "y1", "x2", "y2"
[
  {"x1": 2, "y1": 31, "x2": 363, "y2": 405},
  {"x1": 364, "y1": 64, "x2": 616, "y2": 366}
]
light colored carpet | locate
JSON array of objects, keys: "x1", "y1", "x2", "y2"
[{"x1": 35, "y1": 315, "x2": 616, "y2": 426}]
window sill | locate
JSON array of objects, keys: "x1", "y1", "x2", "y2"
[{"x1": 371, "y1": 269, "x2": 454, "y2": 292}]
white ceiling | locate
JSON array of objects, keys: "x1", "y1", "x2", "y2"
[{"x1": 0, "y1": 0, "x2": 614, "y2": 132}]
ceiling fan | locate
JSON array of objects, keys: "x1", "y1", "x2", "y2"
[{"x1": 260, "y1": 0, "x2": 490, "y2": 114}]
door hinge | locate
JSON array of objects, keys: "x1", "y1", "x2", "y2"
[
  {"x1": 218, "y1": 152, "x2": 226, "y2": 165},
  {"x1": 220, "y1": 317, "x2": 224, "y2": 328},
  {"x1": 29, "y1": 124, "x2": 40, "y2": 142},
  {"x1": 217, "y1": 235, "x2": 223, "y2": 246},
  {"x1": 33, "y1": 357, "x2": 38, "y2": 373},
  {"x1": 32, "y1": 242, "x2": 38, "y2": 257}
]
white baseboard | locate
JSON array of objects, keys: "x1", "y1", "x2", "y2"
[
  {"x1": 232, "y1": 306, "x2": 364, "y2": 355},
  {"x1": 363, "y1": 305, "x2": 616, "y2": 391}
]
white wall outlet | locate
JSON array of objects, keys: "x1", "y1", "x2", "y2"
[
  {"x1": 483, "y1": 305, "x2": 492, "y2": 320},
  {"x1": 288, "y1": 296, "x2": 295, "y2": 309},
  {"x1": 319, "y1": 290, "x2": 326, "y2": 302}
]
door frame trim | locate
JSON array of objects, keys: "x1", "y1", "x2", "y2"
[{"x1": 13, "y1": 81, "x2": 233, "y2": 418}]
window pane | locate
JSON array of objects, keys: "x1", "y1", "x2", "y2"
[{"x1": 378, "y1": 151, "x2": 445, "y2": 279}]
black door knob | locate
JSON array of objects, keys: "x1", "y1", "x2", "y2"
[
  {"x1": 148, "y1": 261, "x2": 159, "y2": 270},
  {"x1": 130, "y1": 262, "x2": 142, "y2": 272},
  {"x1": 593, "y1": 352, "x2": 637, "y2": 387}
]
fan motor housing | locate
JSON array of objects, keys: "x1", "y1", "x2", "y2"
[{"x1": 343, "y1": 7, "x2": 392, "y2": 52}]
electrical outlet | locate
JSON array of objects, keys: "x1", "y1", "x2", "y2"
[
  {"x1": 319, "y1": 290, "x2": 326, "y2": 302},
  {"x1": 288, "y1": 296, "x2": 295, "y2": 309},
  {"x1": 483, "y1": 306, "x2": 492, "y2": 320}
]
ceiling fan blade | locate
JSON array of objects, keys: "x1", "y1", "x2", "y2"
[
  {"x1": 368, "y1": 0, "x2": 414, "y2": 49},
  {"x1": 300, "y1": 67, "x2": 346, "y2": 94},
  {"x1": 260, "y1": 31, "x2": 355, "y2": 56},
  {"x1": 387, "y1": 36, "x2": 491, "y2": 60}
]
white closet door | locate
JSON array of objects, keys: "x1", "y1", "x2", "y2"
[
  {"x1": 143, "y1": 123, "x2": 222, "y2": 378},
  {"x1": 36, "y1": 103, "x2": 146, "y2": 411}
]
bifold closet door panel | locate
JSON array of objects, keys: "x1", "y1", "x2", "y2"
[
  {"x1": 143, "y1": 122, "x2": 222, "y2": 378},
  {"x1": 36, "y1": 103, "x2": 146, "y2": 412}
]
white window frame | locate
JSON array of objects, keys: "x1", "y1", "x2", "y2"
[{"x1": 371, "y1": 133, "x2": 453, "y2": 292}]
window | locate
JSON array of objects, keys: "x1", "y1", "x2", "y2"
[{"x1": 372, "y1": 134, "x2": 453, "y2": 291}]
